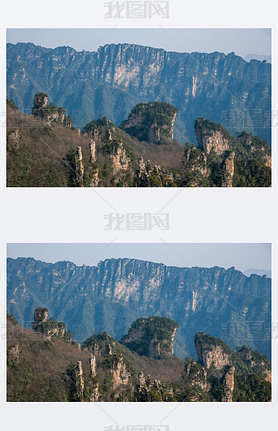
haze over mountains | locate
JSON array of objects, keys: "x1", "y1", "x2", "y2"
[
  {"x1": 7, "y1": 42, "x2": 271, "y2": 144},
  {"x1": 7, "y1": 257, "x2": 271, "y2": 359}
]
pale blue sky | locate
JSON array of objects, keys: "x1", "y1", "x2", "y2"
[
  {"x1": 7, "y1": 243, "x2": 271, "y2": 274},
  {"x1": 6, "y1": 29, "x2": 271, "y2": 58}
]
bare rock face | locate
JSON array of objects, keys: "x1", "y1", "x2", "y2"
[
  {"x1": 221, "y1": 366, "x2": 235, "y2": 402},
  {"x1": 89, "y1": 354, "x2": 97, "y2": 378},
  {"x1": 265, "y1": 369, "x2": 271, "y2": 383},
  {"x1": 184, "y1": 359, "x2": 209, "y2": 392},
  {"x1": 75, "y1": 361, "x2": 85, "y2": 402},
  {"x1": 110, "y1": 140, "x2": 130, "y2": 174},
  {"x1": 32, "y1": 307, "x2": 70, "y2": 341},
  {"x1": 195, "y1": 118, "x2": 230, "y2": 155},
  {"x1": 221, "y1": 151, "x2": 235, "y2": 187},
  {"x1": 75, "y1": 146, "x2": 84, "y2": 185},
  {"x1": 120, "y1": 316, "x2": 178, "y2": 359},
  {"x1": 110, "y1": 354, "x2": 131, "y2": 388},
  {"x1": 195, "y1": 333, "x2": 230, "y2": 370},
  {"x1": 32, "y1": 92, "x2": 70, "y2": 126},
  {"x1": 265, "y1": 155, "x2": 271, "y2": 168},
  {"x1": 89, "y1": 139, "x2": 96, "y2": 163},
  {"x1": 89, "y1": 383, "x2": 100, "y2": 402},
  {"x1": 89, "y1": 169, "x2": 100, "y2": 187},
  {"x1": 183, "y1": 146, "x2": 209, "y2": 177}
]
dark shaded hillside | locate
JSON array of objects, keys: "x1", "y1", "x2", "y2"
[
  {"x1": 7, "y1": 257, "x2": 271, "y2": 359},
  {"x1": 7, "y1": 42, "x2": 271, "y2": 144}
]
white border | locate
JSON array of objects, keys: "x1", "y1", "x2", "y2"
[{"x1": 1, "y1": 0, "x2": 278, "y2": 430}]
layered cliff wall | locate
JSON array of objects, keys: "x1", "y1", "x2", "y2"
[{"x1": 7, "y1": 42, "x2": 271, "y2": 144}]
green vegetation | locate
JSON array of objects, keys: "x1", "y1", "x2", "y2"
[
  {"x1": 7, "y1": 98, "x2": 18, "y2": 110},
  {"x1": 7, "y1": 98, "x2": 271, "y2": 187},
  {"x1": 233, "y1": 374, "x2": 271, "y2": 401},
  {"x1": 120, "y1": 101, "x2": 178, "y2": 144},
  {"x1": 195, "y1": 117, "x2": 234, "y2": 143},
  {"x1": 121, "y1": 317, "x2": 178, "y2": 358},
  {"x1": 7, "y1": 314, "x2": 271, "y2": 402},
  {"x1": 194, "y1": 332, "x2": 233, "y2": 355},
  {"x1": 7, "y1": 313, "x2": 18, "y2": 325}
]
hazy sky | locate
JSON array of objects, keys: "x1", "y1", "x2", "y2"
[
  {"x1": 6, "y1": 29, "x2": 271, "y2": 57},
  {"x1": 7, "y1": 243, "x2": 271, "y2": 273}
]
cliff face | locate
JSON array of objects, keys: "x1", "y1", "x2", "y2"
[
  {"x1": 7, "y1": 257, "x2": 271, "y2": 359},
  {"x1": 194, "y1": 332, "x2": 231, "y2": 369},
  {"x1": 120, "y1": 316, "x2": 178, "y2": 359},
  {"x1": 195, "y1": 118, "x2": 231, "y2": 155},
  {"x1": 120, "y1": 102, "x2": 178, "y2": 144},
  {"x1": 7, "y1": 42, "x2": 271, "y2": 144}
]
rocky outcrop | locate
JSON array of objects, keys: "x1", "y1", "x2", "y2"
[
  {"x1": 110, "y1": 354, "x2": 131, "y2": 388},
  {"x1": 195, "y1": 333, "x2": 230, "y2": 370},
  {"x1": 32, "y1": 92, "x2": 48, "y2": 113},
  {"x1": 184, "y1": 359, "x2": 209, "y2": 392},
  {"x1": 195, "y1": 118, "x2": 231, "y2": 155},
  {"x1": 32, "y1": 92, "x2": 71, "y2": 127},
  {"x1": 136, "y1": 372, "x2": 174, "y2": 401},
  {"x1": 136, "y1": 157, "x2": 174, "y2": 187},
  {"x1": 89, "y1": 139, "x2": 96, "y2": 163},
  {"x1": 110, "y1": 140, "x2": 131, "y2": 174},
  {"x1": 183, "y1": 146, "x2": 209, "y2": 177},
  {"x1": 32, "y1": 307, "x2": 48, "y2": 331},
  {"x1": 121, "y1": 316, "x2": 178, "y2": 359},
  {"x1": 75, "y1": 361, "x2": 85, "y2": 402},
  {"x1": 32, "y1": 307, "x2": 71, "y2": 341},
  {"x1": 221, "y1": 366, "x2": 235, "y2": 402},
  {"x1": 89, "y1": 383, "x2": 100, "y2": 401},
  {"x1": 221, "y1": 151, "x2": 235, "y2": 187},
  {"x1": 75, "y1": 146, "x2": 84, "y2": 185},
  {"x1": 89, "y1": 354, "x2": 97, "y2": 378},
  {"x1": 120, "y1": 102, "x2": 178, "y2": 144}
]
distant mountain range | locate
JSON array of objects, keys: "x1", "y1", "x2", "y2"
[
  {"x1": 244, "y1": 268, "x2": 271, "y2": 278},
  {"x1": 7, "y1": 42, "x2": 271, "y2": 144},
  {"x1": 244, "y1": 54, "x2": 271, "y2": 63},
  {"x1": 7, "y1": 257, "x2": 271, "y2": 359}
]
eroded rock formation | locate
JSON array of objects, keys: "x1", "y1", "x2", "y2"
[
  {"x1": 75, "y1": 361, "x2": 84, "y2": 401},
  {"x1": 221, "y1": 366, "x2": 235, "y2": 402},
  {"x1": 121, "y1": 316, "x2": 178, "y2": 359},
  {"x1": 120, "y1": 101, "x2": 178, "y2": 144},
  {"x1": 195, "y1": 118, "x2": 230, "y2": 155},
  {"x1": 221, "y1": 151, "x2": 235, "y2": 187},
  {"x1": 195, "y1": 332, "x2": 230, "y2": 370}
]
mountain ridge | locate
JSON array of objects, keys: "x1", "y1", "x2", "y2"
[
  {"x1": 7, "y1": 257, "x2": 271, "y2": 359},
  {"x1": 7, "y1": 42, "x2": 271, "y2": 144}
]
